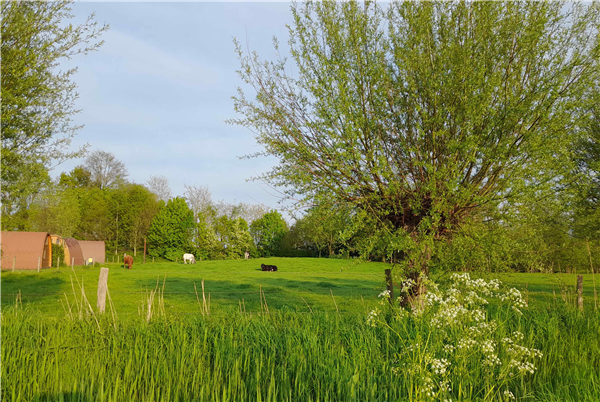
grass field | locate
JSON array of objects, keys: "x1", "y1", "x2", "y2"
[
  {"x1": 2, "y1": 258, "x2": 600, "y2": 402},
  {"x1": 1, "y1": 258, "x2": 392, "y2": 316},
  {"x1": 1, "y1": 257, "x2": 598, "y2": 315}
]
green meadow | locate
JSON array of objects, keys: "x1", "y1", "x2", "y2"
[
  {"x1": 1, "y1": 258, "x2": 390, "y2": 316},
  {"x1": 2, "y1": 258, "x2": 599, "y2": 315},
  {"x1": 2, "y1": 259, "x2": 600, "y2": 402}
]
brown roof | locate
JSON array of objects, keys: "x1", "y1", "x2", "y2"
[
  {"x1": 79, "y1": 241, "x2": 105, "y2": 264},
  {"x1": 64, "y1": 238, "x2": 84, "y2": 266},
  {"x1": 1, "y1": 232, "x2": 52, "y2": 270}
]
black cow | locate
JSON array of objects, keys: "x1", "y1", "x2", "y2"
[{"x1": 261, "y1": 264, "x2": 278, "y2": 272}]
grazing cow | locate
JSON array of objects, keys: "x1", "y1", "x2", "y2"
[
  {"x1": 261, "y1": 264, "x2": 278, "y2": 272},
  {"x1": 123, "y1": 255, "x2": 134, "y2": 270},
  {"x1": 183, "y1": 253, "x2": 196, "y2": 264}
]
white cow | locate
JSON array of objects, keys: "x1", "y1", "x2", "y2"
[{"x1": 183, "y1": 253, "x2": 196, "y2": 264}]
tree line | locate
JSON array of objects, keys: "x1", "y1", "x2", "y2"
[{"x1": 14, "y1": 150, "x2": 295, "y2": 260}]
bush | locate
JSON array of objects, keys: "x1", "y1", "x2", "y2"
[{"x1": 51, "y1": 243, "x2": 64, "y2": 267}]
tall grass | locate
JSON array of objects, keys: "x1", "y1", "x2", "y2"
[{"x1": 2, "y1": 301, "x2": 599, "y2": 402}]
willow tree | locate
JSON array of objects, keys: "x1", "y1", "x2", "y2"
[{"x1": 232, "y1": 1, "x2": 600, "y2": 275}]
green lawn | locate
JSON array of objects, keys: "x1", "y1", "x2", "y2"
[
  {"x1": 2, "y1": 258, "x2": 599, "y2": 316},
  {"x1": 1, "y1": 258, "x2": 391, "y2": 316}
]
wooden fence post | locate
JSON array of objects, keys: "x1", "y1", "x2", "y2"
[
  {"x1": 71, "y1": 257, "x2": 74, "y2": 269},
  {"x1": 577, "y1": 275, "x2": 584, "y2": 312},
  {"x1": 385, "y1": 269, "x2": 394, "y2": 305},
  {"x1": 143, "y1": 238, "x2": 146, "y2": 264},
  {"x1": 38, "y1": 257, "x2": 41, "y2": 273},
  {"x1": 13, "y1": 256, "x2": 16, "y2": 272},
  {"x1": 97, "y1": 267, "x2": 109, "y2": 314}
]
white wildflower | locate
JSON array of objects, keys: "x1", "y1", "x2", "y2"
[
  {"x1": 430, "y1": 358, "x2": 451, "y2": 375},
  {"x1": 378, "y1": 290, "x2": 391, "y2": 298}
]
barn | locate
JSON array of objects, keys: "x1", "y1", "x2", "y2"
[
  {"x1": 0, "y1": 232, "x2": 52, "y2": 270},
  {"x1": 79, "y1": 241, "x2": 106, "y2": 264}
]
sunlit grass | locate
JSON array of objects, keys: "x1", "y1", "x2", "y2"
[
  {"x1": 2, "y1": 260, "x2": 600, "y2": 401},
  {"x1": 2, "y1": 304, "x2": 599, "y2": 402}
]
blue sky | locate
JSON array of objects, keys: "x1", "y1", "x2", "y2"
[{"x1": 58, "y1": 2, "x2": 294, "y2": 210}]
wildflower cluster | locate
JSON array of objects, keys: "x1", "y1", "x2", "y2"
[{"x1": 370, "y1": 273, "x2": 541, "y2": 401}]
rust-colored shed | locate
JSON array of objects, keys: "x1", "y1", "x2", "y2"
[
  {"x1": 64, "y1": 238, "x2": 84, "y2": 266},
  {"x1": 79, "y1": 241, "x2": 105, "y2": 264},
  {"x1": 0, "y1": 232, "x2": 52, "y2": 270}
]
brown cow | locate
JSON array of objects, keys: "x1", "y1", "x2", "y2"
[{"x1": 124, "y1": 255, "x2": 134, "y2": 270}]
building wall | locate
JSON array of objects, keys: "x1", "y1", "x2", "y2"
[{"x1": 0, "y1": 232, "x2": 52, "y2": 270}]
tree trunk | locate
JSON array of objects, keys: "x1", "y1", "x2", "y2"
[
  {"x1": 400, "y1": 245, "x2": 431, "y2": 311},
  {"x1": 133, "y1": 231, "x2": 137, "y2": 257}
]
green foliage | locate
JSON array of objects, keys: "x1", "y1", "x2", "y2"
[
  {"x1": 293, "y1": 205, "x2": 350, "y2": 258},
  {"x1": 214, "y1": 215, "x2": 254, "y2": 259},
  {"x1": 125, "y1": 184, "x2": 160, "y2": 256},
  {"x1": 250, "y1": 210, "x2": 288, "y2": 257},
  {"x1": 29, "y1": 187, "x2": 81, "y2": 238},
  {"x1": 59, "y1": 166, "x2": 92, "y2": 189},
  {"x1": 232, "y1": 0, "x2": 600, "y2": 268},
  {"x1": 75, "y1": 187, "x2": 112, "y2": 241},
  {"x1": 51, "y1": 243, "x2": 65, "y2": 268},
  {"x1": 147, "y1": 197, "x2": 194, "y2": 260},
  {"x1": 573, "y1": 86, "x2": 600, "y2": 241},
  {"x1": 1, "y1": 0, "x2": 107, "y2": 230},
  {"x1": 193, "y1": 210, "x2": 225, "y2": 260}
]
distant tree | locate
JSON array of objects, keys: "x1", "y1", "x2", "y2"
[
  {"x1": 184, "y1": 184, "x2": 212, "y2": 221},
  {"x1": 214, "y1": 215, "x2": 254, "y2": 259},
  {"x1": 147, "y1": 175, "x2": 172, "y2": 203},
  {"x1": 85, "y1": 150, "x2": 128, "y2": 189},
  {"x1": 294, "y1": 205, "x2": 348, "y2": 258},
  {"x1": 214, "y1": 200, "x2": 243, "y2": 220},
  {"x1": 59, "y1": 166, "x2": 92, "y2": 188},
  {"x1": 237, "y1": 203, "x2": 270, "y2": 224},
  {"x1": 193, "y1": 211, "x2": 224, "y2": 260},
  {"x1": 250, "y1": 210, "x2": 288, "y2": 257},
  {"x1": 147, "y1": 197, "x2": 194, "y2": 260},
  {"x1": 1, "y1": 0, "x2": 107, "y2": 230},
  {"x1": 30, "y1": 187, "x2": 81, "y2": 238},
  {"x1": 127, "y1": 185, "x2": 160, "y2": 256},
  {"x1": 75, "y1": 187, "x2": 112, "y2": 241},
  {"x1": 232, "y1": 1, "x2": 600, "y2": 279}
]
